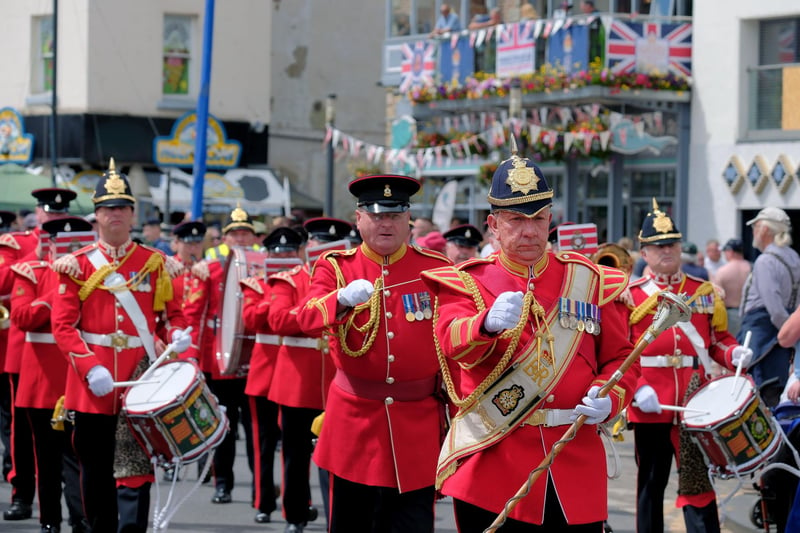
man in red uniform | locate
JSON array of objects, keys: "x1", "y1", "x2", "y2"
[
  {"x1": 184, "y1": 206, "x2": 257, "y2": 505},
  {"x1": 2, "y1": 188, "x2": 76, "y2": 523},
  {"x1": 268, "y1": 218, "x2": 350, "y2": 532},
  {"x1": 421, "y1": 146, "x2": 636, "y2": 532},
  {"x1": 0, "y1": 210, "x2": 19, "y2": 483},
  {"x1": 12, "y1": 215, "x2": 93, "y2": 533},
  {"x1": 51, "y1": 160, "x2": 190, "y2": 533},
  {"x1": 296, "y1": 174, "x2": 450, "y2": 533},
  {"x1": 628, "y1": 199, "x2": 753, "y2": 533},
  {"x1": 442, "y1": 223, "x2": 482, "y2": 264}
]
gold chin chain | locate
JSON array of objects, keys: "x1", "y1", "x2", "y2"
[
  {"x1": 337, "y1": 277, "x2": 384, "y2": 358},
  {"x1": 434, "y1": 272, "x2": 553, "y2": 408}
]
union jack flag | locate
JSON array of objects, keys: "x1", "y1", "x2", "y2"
[
  {"x1": 607, "y1": 21, "x2": 692, "y2": 77},
  {"x1": 496, "y1": 21, "x2": 536, "y2": 78},
  {"x1": 399, "y1": 40, "x2": 436, "y2": 92}
]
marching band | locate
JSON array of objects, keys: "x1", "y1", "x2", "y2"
[{"x1": 0, "y1": 155, "x2": 798, "y2": 533}]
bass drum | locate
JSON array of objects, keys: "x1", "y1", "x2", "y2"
[{"x1": 216, "y1": 247, "x2": 268, "y2": 376}]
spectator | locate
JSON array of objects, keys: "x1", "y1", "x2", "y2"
[
  {"x1": 712, "y1": 238, "x2": 750, "y2": 336},
  {"x1": 416, "y1": 231, "x2": 447, "y2": 255},
  {"x1": 411, "y1": 217, "x2": 436, "y2": 243},
  {"x1": 520, "y1": 3, "x2": 539, "y2": 20},
  {"x1": 739, "y1": 207, "x2": 800, "y2": 407},
  {"x1": 704, "y1": 239, "x2": 726, "y2": 277},
  {"x1": 142, "y1": 218, "x2": 174, "y2": 255},
  {"x1": 680, "y1": 242, "x2": 709, "y2": 280},
  {"x1": 580, "y1": 0, "x2": 599, "y2": 14},
  {"x1": 442, "y1": 224, "x2": 482, "y2": 264},
  {"x1": 430, "y1": 3, "x2": 461, "y2": 36},
  {"x1": 468, "y1": 7, "x2": 501, "y2": 30}
]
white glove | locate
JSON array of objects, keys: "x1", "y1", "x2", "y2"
[
  {"x1": 731, "y1": 346, "x2": 753, "y2": 368},
  {"x1": 86, "y1": 365, "x2": 114, "y2": 397},
  {"x1": 483, "y1": 291, "x2": 524, "y2": 333},
  {"x1": 571, "y1": 385, "x2": 612, "y2": 425},
  {"x1": 337, "y1": 279, "x2": 374, "y2": 307},
  {"x1": 171, "y1": 329, "x2": 192, "y2": 354},
  {"x1": 634, "y1": 385, "x2": 662, "y2": 414}
]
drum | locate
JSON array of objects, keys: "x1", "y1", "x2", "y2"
[
  {"x1": 682, "y1": 374, "x2": 784, "y2": 477},
  {"x1": 123, "y1": 361, "x2": 228, "y2": 466},
  {"x1": 217, "y1": 247, "x2": 268, "y2": 376}
]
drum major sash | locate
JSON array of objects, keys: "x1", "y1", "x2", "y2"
[{"x1": 436, "y1": 262, "x2": 595, "y2": 488}]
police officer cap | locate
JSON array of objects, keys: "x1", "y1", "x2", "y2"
[
  {"x1": 0, "y1": 210, "x2": 16, "y2": 231},
  {"x1": 222, "y1": 205, "x2": 255, "y2": 234},
  {"x1": 172, "y1": 221, "x2": 207, "y2": 243},
  {"x1": 443, "y1": 224, "x2": 483, "y2": 248},
  {"x1": 638, "y1": 198, "x2": 682, "y2": 246},
  {"x1": 303, "y1": 217, "x2": 352, "y2": 242},
  {"x1": 92, "y1": 158, "x2": 136, "y2": 209},
  {"x1": 348, "y1": 174, "x2": 420, "y2": 214},
  {"x1": 31, "y1": 188, "x2": 77, "y2": 213},
  {"x1": 41, "y1": 216, "x2": 93, "y2": 236},
  {"x1": 263, "y1": 227, "x2": 303, "y2": 253},
  {"x1": 487, "y1": 138, "x2": 553, "y2": 216}
]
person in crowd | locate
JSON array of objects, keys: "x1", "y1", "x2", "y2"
[
  {"x1": 204, "y1": 223, "x2": 222, "y2": 251},
  {"x1": 12, "y1": 216, "x2": 92, "y2": 533},
  {"x1": 712, "y1": 238, "x2": 750, "y2": 337},
  {"x1": 777, "y1": 304, "x2": 800, "y2": 403},
  {"x1": 296, "y1": 174, "x2": 450, "y2": 532},
  {"x1": 680, "y1": 242, "x2": 709, "y2": 280},
  {"x1": 416, "y1": 230, "x2": 447, "y2": 255},
  {"x1": 739, "y1": 207, "x2": 800, "y2": 407},
  {"x1": 410, "y1": 217, "x2": 435, "y2": 244},
  {"x1": 627, "y1": 199, "x2": 752, "y2": 533},
  {"x1": 581, "y1": 0, "x2": 599, "y2": 14},
  {"x1": 421, "y1": 144, "x2": 636, "y2": 532},
  {"x1": 50, "y1": 160, "x2": 190, "y2": 532},
  {"x1": 468, "y1": 8, "x2": 502, "y2": 30},
  {"x1": 204, "y1": 205, "x2": 261, "y2": 261},
  {"x1": 0, "y1": 210, "x2": 17, "y2": 484},
  {"x1": 430, "y1": 3, "x2": 461, "y2": 36},
  {"x1": 442, "y1": 223, "x2": 482, "y2": 264},
  {"x1": 520, "y1": 3, "x2": 539, "y2": 20},
  {"x1": 142, "y1": 218, "x2": 173, "y2": 255},
  {"x1": 703, "y1": 239, "x2": 725, "y2": 277}
]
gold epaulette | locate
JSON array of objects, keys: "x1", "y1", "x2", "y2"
[
  {"x1": 268, "y1": 269, "x2": 297, "y2": 288},
  {"x1": 458, "y1": 256, "x2": 494, "y2": 270},
  {"x1": 596, "y1": 265, "x2": 629, "y2": 305},
  {"x1": 240, "y1": 276, "x2": 263, "y2": 294},
  {"x1": 164, "y1": 255, "x2": 185, "y2": 279},
  {"x1": 421, "y1": 265, "x2": 472, "y2": 296},
  {"x1": 410, "y1": 244, "x2": 451, "y2": 263},
  {"x1": 191, "y1": 260, "x2": 210, "y2": 281},
  {"x1": 52, "y1": 254, "x2": 82, "y2": 278},
  {"x1": 10, "y1": 261, "x2": 43, "y2": 284},
  {"x1": 0, "y1": 233, "x2": 20, "y2": 250},
  {"x1": 321, "y1": 249, "x2": 356, "y2": 287}
]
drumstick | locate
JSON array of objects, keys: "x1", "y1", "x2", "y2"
[
  {"x1": 730, "y1": 330, "x2": 752, "y2": 395},
  {"x1": 139, "y1": 326, "x2": 194, "y2": 382},
  {"x1": 112, "y1": 380, "x2": 160, "y2": 388},
  {"x1": 657, "y1": 404, "x2": 709, "y2": 414}
]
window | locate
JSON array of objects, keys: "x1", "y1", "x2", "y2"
[
  {"x1": 32, "y1": 16, "x2": 54, "y2": 94},
  {"x1": 163, "y1": 15, "x2": 193, "y2": 96},
  {"x1": 748, "y1": 17, "x2": 800, "y2": 135}
]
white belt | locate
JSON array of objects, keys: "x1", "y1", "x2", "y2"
[
  {"x1": 255, "y1": 333, "x2": 282, "y2": 345},
  {"x1": 640, "y1": 355, "x2": 697, "y2": 368},
  {"x1": 25, "y1": 332, "x2": 56, "y2": 344},
  {"x1": 521, "y1": 408, "x2": 574, "y2": 427},
  {"x1": 81, "y1": 331, "x2": 144, "y2": 349},
  {"x1": 282, "y1": 336, "x2": 327, "y2": 350}
]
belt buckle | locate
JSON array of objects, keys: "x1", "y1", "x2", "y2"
[
  {"x1": 667, "y1": 355, "x2": 682, "y2": 367},
  {"x1": 109, "y1": 333, "x2": 129, "y2": 349},
  {"x1": 527, "y1": 409, "x2": 546, "y2": 426},
  {"x1": 317, "y1": 337, "x2": 329, "y2": 351}
]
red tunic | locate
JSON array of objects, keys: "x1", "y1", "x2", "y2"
[
  {"x1": 267, "y1": 265, "x2": 334, "y2": 409},
  {"x1": 296, "y1": 243, "x2": 450, "y2": 492},
  {"x1": 421, "y1": 251, "x2": 637, "y2": 525},
  {"x1": 11, "y1": 260, "x2": 66, "y2": 409},
  {"x1": 51, "y1": 240, "x2": 187, "y2": 415},
  {"x1": 0, "y1": 231, "x2": 39, "y2": 372},
  {"x1": 241, "y1": 277, "x2": 279, "y2": 397}
]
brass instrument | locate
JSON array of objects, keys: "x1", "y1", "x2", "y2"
[
  {"x1": 590, "y1": 243, "x2": 634, "y2": 275},
  {"x1": 0, "y1": 303, "x2": 9, "y2": 330}
]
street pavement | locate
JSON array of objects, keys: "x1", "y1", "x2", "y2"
[{"x1": 0, "y1": 425, "x2": 764, "y2": 532}]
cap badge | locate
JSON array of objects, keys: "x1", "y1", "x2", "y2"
[
  {"x1": 279, "y1": 235, "x2": 287, "y2": 244},
  {"x1": 506, "y1": 155, "x2": 539, "y2": 195},
  {"x1": 191, "y1": 228, "x2": 198, "y2": 235},
  {"x1": 55, "y1": 194, "x2": 62, "y2": 203},
  {"x1": 383, "y1": 184, "x2": 392, "y2": 198},
  {"x1": 465, "y1": 229, "x2": 472, "y2": 238},
  {"x1": 103, "y1": 158, "x2": 126, "y2": 195},
  {"x1": 231, "y1": 206, "x2": 248, "y2": 222},
  {"x1": 651, "y1": 199, "x2": 673, "y2": 234},
  {"x1": 64, "y1": 222, "x2": 72, "y2": 231},
  {"x1": 328, "y1": 225, "x2": 336, "y2": 235}
]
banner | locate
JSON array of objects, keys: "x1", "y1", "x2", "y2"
[
  {"x1": 399, "y1": 40, "x2": 436, "y2": 92},
  {"x1": 432, "y1": 179, "x2": 459, "y2": 233},
  {"x1": 496, "y1": 22, "x2": 536, "y2": 78},
  {"x1": 440, "y1": 35, "x2": 475, "y2": 86},
  {"x1": 547, "y1": 24, "x2": 590, "y2": 74},
  {"x1": 557, "y1": 223, "x2": 598, "y2": 255},
  {"x1": 606, "y1": 21, "x2": 692, "y2": 77}
]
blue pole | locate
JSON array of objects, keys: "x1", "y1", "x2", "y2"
[{"x1": 191, "y1": 0, "x2": 215, "y2": 220}]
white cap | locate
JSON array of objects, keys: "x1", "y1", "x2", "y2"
[{"x1": 746, "y1": 207, "x2": 791, "y2": 227}]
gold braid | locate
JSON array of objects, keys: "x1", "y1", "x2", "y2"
[
  {"x1": 433, "y1": 270, "x2": 535, "y2": 408},
  {"x1": 337, "y1": 277, "x2": 384, "y2": 358}
]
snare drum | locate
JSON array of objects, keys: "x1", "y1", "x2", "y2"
[
  {"x1": 217, "y1": 247, "x2": 268, "y2": 376},
  {"x1": 123, "y1": 361, "x2": 228, "y2": 466},
  {"x1": 682, "y1": 374, "x2": 784, "y2": 477}
]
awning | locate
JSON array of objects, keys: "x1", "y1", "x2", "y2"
[{"x1": 0, "y1": 164, "x2": 94, "y2": 215}]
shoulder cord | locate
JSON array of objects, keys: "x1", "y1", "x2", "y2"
[
  {"x1": 433, "y1": 270, "x2": 535, "y2": 408},
  {"x1": 336, "y1": 277, "x2": 385, "y2": 358}
]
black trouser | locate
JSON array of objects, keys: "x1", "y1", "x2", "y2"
[
  {"x1": 0, "y1": 372, "x2": 12, "y2": 480},
  {"x1": 329, "y1": 474, "x2": 435, "y2": 533},
  {"x1": 634, "y1": 422, "x2": 720, "y2": 533},
  {"x1": 249, "y1": 395, "x2": 279, "y2": 514},
  {"x1": 207, "y1": 377, "x2": 253, "y2": 495},
  {"x1": 61, "y1": 421, "x2": 86, "y2": 529},
  {"x1": 453, "y1": 478, "x2": 604, "y2": 533},
  {"x1": 279, "y1": 404, "x2": 320, "y2": 524},
  {"x1": 8, "y1": 373, "x2": 35, "y2": 505}
]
